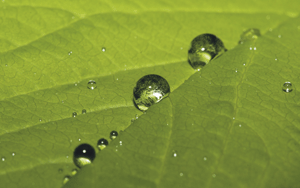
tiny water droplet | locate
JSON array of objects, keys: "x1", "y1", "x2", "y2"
[
  {"x1": 63, "y1": 176, "x2": 71, "y2": 184},
  {"x1": 253, "y1": 47, "x2": 257, "y2": 50},
  {"x1": 82, "y1": 109, "x2": 86, "y2": 114},
  {"x1": 97, "y1": 138, "x2": 108, "y2": 150},
  {"x1": 172, "y1": 150, "x2": 178, "y2": 157},
  {"x1": 203, "y1": 157, "x2": 207, "y2": 161},
  {"x1": 87, "y1": 80, "x2": 97, "y2": 90},
  {"x1": 239, "y1": 124, "x2": 242, "y2": 127},
  {"x1": 102, "y1": 47, "x2": 106, "y2": 52},
  {"x1": 278, "y1": 35, "x2": 281, "y2": 38},
  {"x1": 243, "y1": 63, "x2": 246, "y2": 66},
  {"x1": 133, "y1": 74, "x2": 170, "y2": 111},
  {"x1": 282, "y1": 82, "x2": 293, "y2": 93},
  {"x1": 66, "y1": 155, "x2": 69, "y2": 158},
  {"x1": 275, "y1": 58, "x2": 278, "y2": 61},
  {"x1": 249, "y1": 47, "x2": 252, "y2": 50},
  {"x1": 78, "y1": 138, "x2": 81, "y2": 142},
  {"x1": 1, "y1": 157, "x2": 5, "y2": 161},
  {"x1": 72, "y1": 112, "x2": 77, "y2": 117},
  {"x1": 12, "y1": 152, "x2": 15, "y2": 156},
  {"x1": 233, "y1": 117, "x2": 235, "y2": 120},
  {"x1": 5, "y1": 64, "x2": 7, "y2": 67},
  {"x1": 73, "y1": 144, "x2": 95, "y2": 168},
  {"x1": 70, "y1": 139, "x2": 73, "y2": 143},
  {"x1": 135, "y1": 114, "x2": 139, "y2": 119},
  {"x1": 235, "y1": 69, "x2": 238, "y2": 73},
  {"x1": 188, "y1": 34, "x2": 226, "y2": 69},
  {"x1": 39, "y1": 119, "x2": 42, "y2": 122},
  {"x1": 68, "y1": 51, "x2": 72, "y2": 55},
  {"x1": 71, "y1": 169, "x2": 78, "y2": 176},
  {"x1": 119, "y1": 141, "x2": 123, "y2": 146},
  {"x1": 212, "y1": 174, "x2": 216, "y2": 178},
  {"x1": 110, "y1": 131, "x2": 118, "y2": 140},
  {"x1": 239, "y1": 28, "x2": 261, "y2": 44},
  {"x1": 180, "y1": 172, "x2": 184, "y2": 177},
  {"x1": 74, "y1": 83, "x2": 77, "y2": 86}
]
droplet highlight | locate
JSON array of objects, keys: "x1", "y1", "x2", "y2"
[
  {"x1": 73, "y1": 143, "x2": 96, "y2": 168},
  {"x1": 110, "y1": 131, "x2": 118, "y2": 140},
  {"x1": 172, "y1": 150, "x2": 178, "y2": 157},
  {"x1": 97, "y1": 138, "x2": 109, "y2": 150},
  {"x1": 102, "y1": 47, "x2": 106, "y2": 52},
  {"x1": 87, "y1": 80, "x2": 97, "y2": 90},
  {"x1": 188, "y1": 33, "x2": 226, "y2": 69},
  {"x1": 282, "y1": 82, "x2": 293, "y2": 93},
  {"x1": 133, "y1": 74, "x2": 170, "y2": 111},
  {"x1": 239, "y1": 28, "x2": 261, "y2": 44}
]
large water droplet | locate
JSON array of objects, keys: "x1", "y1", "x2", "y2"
[
  {"x1": 63, "y1": 176, "x2": 71, "y2": 184},
  {"x1": 110, "y1": 131, "x2": 118, "y2": 140},
  {"x1": 97, "y1": 138, "x2": 108, "y2": 150},
  {"x1": 188, "y1": 34, "x2": 226, "y2": 69},
  {"x1": 87, "y1": 80, "x2": 97, "y2": 90},
  {"x1": 73, "y1": 144, "x2": 96, "y2": 168},
  {"x1": 133, "y1": 74, "x2": 170, "y2": 111},
  {"x1": 239, "y1": 28, "x2": 261, "y2": 44},
  {"x1": 282, "y1": 82, "x2": 293, "y2": 93}
]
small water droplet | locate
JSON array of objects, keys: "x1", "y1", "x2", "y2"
[
  {"x1": 73, "y1": 144, "x2": 96, "y2": 168},
  {"x1": 71, "y1": 169, "x2": 78, "y2": 176},
  {"x1": 235, "y1": 69, "x2": 238, "y2": 73},
  {"x1": 58, "y1": 168, "x2": 63, "y2": 173},
  {"x1": 102, "y1": 47, "x2": 106, "y2": 52},
  {"x1": 87, "y1": 80, "x2": 97, "y2": 90},
  {"x1": 119, "y1": 141, "x2": 123, "y2": 146},
  {"x1": 275, "y1": 58, "x2": 278, "y2": 61},
  {"x1": 239, "y1": 124, "x2": 242, "y2": 127},
  {"x1": 278, "y1": 35, "x2": 281, "y2": 38},
  {"x1": 239, "y1": 28, "x2": 261, "y2": 44},
  {"x1": 70, "y1": 139, "x2": 73, "y2": 143},
  {"x1": 110, "y1": 131, "x2": 118, "y2": 140},
  {"x1": 172, "y1": 150, "x2": 178, "y2": 157},
  {"x1": 282, "y1": 82, "x2": 293, "y2": 93},
  {"x1": 1, "y1": 157, "x2": 5, "y2": 161},
  {"x1": 135, "y1": 114, "x2": 139, "y2": 119},
  {"x1": 212, "y1": 174, "x2": 216, "y2": 178},
  {"x1": 233, "y1": 117, "x2": 235, "y2": 120},
  {"x1": 78, "y1": 138, "x2": 81, "y2": 142},
  {"x1": 12, "y1": 152, "x2": 15, "y2": 156},
  {"x1": 203, "y1": 157, "x2": 207, "y2": 161},
  {"x1": 97, "y1": 138, "x2": 108, "y2": 150},
  {"x1": 63, "y1": 176, "x2": 71, "y2": 184},
  {"x1": 249, "y1": 47, "x2": 252, "y2": 50},
  {"x1": 5, "y1": 64, "x2": 7, "y2": 67},
  {"x1": 188, "y1": 34, "x2": 226, "y2": 69},
  {"x1": 62, "y1": 100, "x2": 64, "y2": 103},
  {"x1": 66, "y1": 155, "x2": 69, "y2": 158},
  {"x1": 74, "y1": 83, "x2": 77, "y2": 86},
  {"x1": 72, "y1": 112, "x2": 77, "y2": 117},
  {"x1": 39, "y1": 119, "x2": 42, "y2": 122},
  {"x1": 243, "y1": 63, "x2": 246, "y2": 66},
  {"x1": 82, "y1": 109, "x2": 86, "y2": 114},
  {"x1": 253, "y1": 47, "x2": 257, "y2": 50},
  {"x1": 133, "y1": 74, "x2": 170, "y2": 111},
  {"x1": 180, "y1": 172, "x2": 184, "y2": 177},
  {"x1": 68, "y1": 51, "x2": 72, "y2": 55}
]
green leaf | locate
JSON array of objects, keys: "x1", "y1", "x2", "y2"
[{"x1": 0, "y1": 0, "x2": 299, "y2": 188}]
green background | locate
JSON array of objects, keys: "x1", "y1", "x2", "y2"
[{"x1": 0, "y1": 0, "x2": 299, "y2": 187}]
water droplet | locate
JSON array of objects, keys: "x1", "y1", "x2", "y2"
[
  {"x1": 243, "y1": 63, "x2": 246, "y2": 66},
  {"x1": 203, "y1": 157, "x2": 207, "y2": 161},
  {"x1": 87, "y1": 80, "x2": 97, "y2": 90},
  {"x1": 133, "y1": 74, "x2": 170, "y2": 111},
  {"x1": 110, "y1": 131, "x2": 118, "y2": 140},
  {"x1": 188, "y1": 34, "x2": 226, "y2": 69},
  {"x1": 172, "y1": 150, "x2": 178, "y2": 157},
  {"x1": 135, "y1": 114, "x2": 139, "y2": 120},
  {"x1": 72, "y1": 112, "x2": 77, "y2": 117},
  {"x1": 58, "y1": 168, "x2": 63, "y2": 173},
  {"x1": 97, "y1": 138, "x2": 108, "y2": 150},
  {"x1": 249, "y1": 47, "x2": 252, "y2": 50},
  {"x1": 278, "y1": 35, "x2": 282, "y2": 38},
  {"x1": 11, "y1": 152, "x2": 15, "y2": 156},
  {"x1": 119, "y1": 141, "x2": 122, "y2": 146},
  {"x1": 66, "y1": 155, "x2": 69, "y2": 158},
  {"x1": 74, "y1": 83, "x2": 77, "y2": 86},
  {"x1": 39, "y1": 119, "x2": 42, "y2": 122},
  {"x1": 68, "y1": 51, "x2": 72, "y2": 55},
  {"x1": 235, "y1": 69, "x2": 238, "y2": 73},
  {"x1": 78, "y1": 138, "x2": 81, "y2": 142},
  {"x1": 71, "y1": 169, "x2": 78, "y2": 176},
  {"x1": 180, "y1": 172, "x2": 184, "y2": 177},
  {"x1": 253, "y1": 47, "x2": 257, "y2": 50},
  {"x1": 212, "y1": 174, "x2": 216, "y2": 178},
  {"x1": 282, "y1": 82, "x2": 293, "y2": 93},
  {"x1": 233, "y1": 117, "x2": 235, "y2": 120},
  {"x1": 239, "y1": 28, "x2": 261, "y2": 44},
  {"x1": 73, "y1": 144, "x2": 96, "y2": 168},
  {"x1": 239, "y1": 124, "x2": 242, "y2": 127},
  {"x1": 63, "y1": 176, "x2": 71, "y2": 184},
  {"x1": 82, "y1": 109, "x2": 86, "y2": 114},
  {"x1": 5, "y1": 64, "x2": 7, "y2": 67},
  {"x1": 102, "y1": 47, "x2": 106, "y2": 52},
  {"x1": 1, "y1": 157, "x2": 5, "y2": 161},
  {"x1": 275, "y1": 58, "x2": 278, "y2": 61}
]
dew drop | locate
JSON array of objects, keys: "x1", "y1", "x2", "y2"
[
  {"x1": 133, "y1": 74, "x2": 170, "y2": 111},
  {"x1": 11, "y1": 152, "x2": 15, "y2": 156},
  {"x1": 74, "y1": 83, "x2": 77, "y2": 86},
  {"x1": 180, "y1": 172, "x2": 184, "y2": 177},
  {"x1": 110, "y1": 131, "x2": 118, "y2": 140},
  {"x1": 188, "y1": 34, "x2": 226, "y2": 69},
  {"x1": 203, "y1": 156, "x2": 207, "y2": 161},
  {"x1": 212, "y1": 174, "x2": 216, "y2": 178},
  {"x1": 97, "y1": 138, "x2": 109, "y2": 150},
  {"x1": 282, "y1": 82, "x2": 293, "y2": 93},
  {"x1": 253, "y1": 47, "x2": 257, "y2": 50},
  {"x1": 87, "y1": 80, "x2": 97, "y2": 90},
  {"x1": 275, "y1": 58, "x2": 278, "y2": 61},
  {"x1": 73, "y1": 144, "x2": 96, "y2": 168},
  {"x1": 63, "y1": 176, "x2": 71, "y2": 184},
  {"x1": 78, "y1": 138, "x2": 81, "y2": 142},
  {"x1": 1, "y1": 157, "x2": 5, "y2": 161},
  {"x1": 82, "y1": 109, "x2": 86, "y2": 114},
  {"x1": 119, "y1": 141, "x2": 123, "y2": 146},
  {"x1": 68, "y1": 51, "x2": 72, "y2": 55},
  {"x1": 239, "y1": 28, "x2": 261, "y2": 44},
  {"x1": 39, "y1": 119, "x2": 42, "y2": 122},
  {"x1": 71, "y1": 169, "x2": 78, "y2": 176},
  {"x1": 102, "y1": 47, "x2": 106, "y2": 52},
  {"x1": 72, "y1": 112, "x2": 77, "y2": 117},
  {"x1": 278, "y1": 35, "x2": 282, "y2": 38},
  {"x1": 172, "y1": 150, "x2": 178, "y2": 157},
  {"x1": 239, "y1": 124, "x2": 242, "y2": 127}
]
